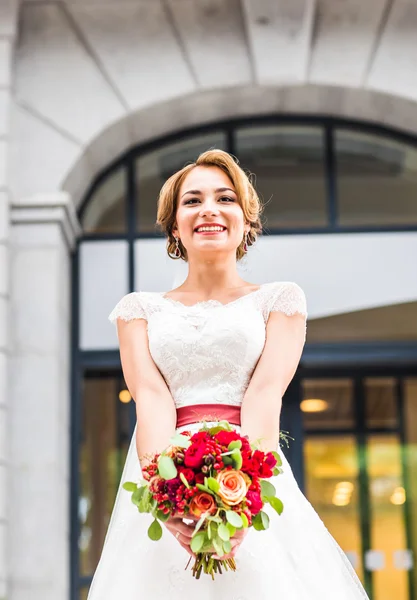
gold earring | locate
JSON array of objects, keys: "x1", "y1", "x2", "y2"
[
  {"x1": 243, "y1": 232, "x2": 249, "y2": 253},
  {"x1": 174, "y1": 236, "x2": 181, "y2": 258}
]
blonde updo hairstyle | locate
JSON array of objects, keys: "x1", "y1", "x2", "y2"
[{"x1": 156, "y1": 149, "x2": 263, "y2": 261}]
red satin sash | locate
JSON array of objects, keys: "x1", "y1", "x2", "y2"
[{"x1": 176, "y1": 403, "x2": 241, "y2": 428}]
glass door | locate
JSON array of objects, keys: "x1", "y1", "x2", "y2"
[
  {"x1": 77, "y1": 370, "x2": 136, "y2": 599},
  {"x1": 299, "y1": 374, "x2": 416, "y2": 600},
  {"x1": 302, "y1": 378, "x2": 363, "y2": 580}
]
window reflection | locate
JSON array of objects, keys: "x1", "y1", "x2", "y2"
[
  {"x1": 302, "y1": 378, "x2": 354, "y2": 430},
  {"x1": 81, "y1": 167, "x2": 126, "y2": 234},
  {"x1": 365, "y1": 378, "x2": 398, "y2": 429},
  {"x1": 307, "y1": 302, "x2": 417, "y2": 343},
  {"x1": 336, "y1": 130, "x2": 417, "y2": 227},
  {"x1": 236, "y1": 126, "x2": 327, "y2": 229}
]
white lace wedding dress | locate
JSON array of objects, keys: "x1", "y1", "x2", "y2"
[{"x1": 88, "y1": 281, "x2": 369, "y2": 600}]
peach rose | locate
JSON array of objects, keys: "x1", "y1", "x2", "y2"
[
  {"x1": 189, "y1": 492, "x2": 217, "y2": 517},
  {"x1": 217, "y1": 470, "x2": 248, "y2": 506}
]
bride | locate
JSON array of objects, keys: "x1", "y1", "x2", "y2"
[{"x1": 88, "y1": 149, "x2": 370, "y2": 599}]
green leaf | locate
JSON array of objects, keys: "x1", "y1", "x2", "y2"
[
  {"x1": 252, "y1": 512, "x2": 265, "y2": 531},
  {"x1": 190, "y1": 531, "x2": 205, "y2": 553},
  {"x1": 268, "y1": 496, "x2": 284, "y2": 516},
  {"x1": 218, "y1": 420, "x2": 232, "y2": 430},
  {"x1": 206, "y1": 421, "x2": 232, "y2": 436},
  {"x1": 218, "y1": 523, "x2": 230, "y2": 541},
  {"x1": 179, "y1": 472, "x2": 190, "y2": 489},
  {"x1": 131, "y1": 486, "x2": 145, "y2": 507},
  {"x1": 228, "y1": 440, "x2": 242, "y2": 451},
  {"x1": 156, "y1": 510, "x2": 170, "y2": 522},
  {"x1": 212, "y1": 536, "x2": 224, "y2": 557},
  {"x1": 207, "y1": 477, "x2": 220, "y2": 493},
  {"x1": 260, "y1": 479, "x2": 276, "y2": 500},
  {"x1": 231, "y1": 449, "x2": 243, "y2": 470},
  {"x1": 223, "y1": 540, "x2": 232, "y2": 554},
  {"x1": 196, "y1": 483, "x2": 214, "y2": 495},
  {"x1": 123, "y1": 481, "x2": 137, "y2": 492},
  {"x1": 147, "y1": 519, "x2": 163, "y2": 541},
  {"x1": 169, "y1": 433, "x2": 191, "y2": 449},
  {"x1": 207, "y1": 515, "x2": 222, "y2": 524},
  {"x1": 205, "y1": 426, "x2": 223, "y2": 436},
  {"x1": 158, "y1": 455, "x2": 178, "y2": 480},
  {"x1": 252, "y1": 511, "x2": 270, "y2": 531},
  {"x1": 192, "y1": 513, "x2": 207, "y2": 536},
  {"x1": 225, "y1": 510, "x2": 243, "y2": 528},
  {"x1": 202, "y1": 537, "x2": 215, "y2": 553},
  {"x1": 271, "y1": 451, "x2": 282, "y2": 467},
  {"x1": 260, "y1": 510, "x2": 270, "y2": 530},
  {"x1": 139, "y1": 487, "x2": 153, "y2": 513},
  {"x1": 207, "y1": 521, "x2": 212, "y2": 540},
  {"x1": 240, "y1": 512, "x2": 249, "y2": 528},
  {"x1": 222, "y1": 455, "x2": 233, "y2": 466},
  {"x1": 226, "y1": 522, "x2": 236, "y2": 537}
]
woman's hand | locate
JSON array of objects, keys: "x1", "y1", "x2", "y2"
[
  {"x1": 165, "y1": 514, "x2": 249, "y2": 561},
  {"x1": 212, "y1": 527, "x2": 249, "y2": 560},
  {"x1": 164, "y1": 515, "x2": 197, "y2": 558}
]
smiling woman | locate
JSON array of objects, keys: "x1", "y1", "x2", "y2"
[
  {"x1": 156, "y1": 149, "x2": 263, "y2": 262},
  {"x1": 84, "y1": 141, "x2": 374, "y2": 600}
]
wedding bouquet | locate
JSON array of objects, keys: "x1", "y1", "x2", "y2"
[{"x1": 123, "y1": 420, "x2": 284, "y2": 579}]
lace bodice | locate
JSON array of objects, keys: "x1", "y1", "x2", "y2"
[{"x1": 108, "y1": 282, "x2": 307, "y2": 409}]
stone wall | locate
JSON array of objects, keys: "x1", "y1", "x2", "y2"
[{"x1": 0, "y1": 1, "x2": 17, "y2": 597}]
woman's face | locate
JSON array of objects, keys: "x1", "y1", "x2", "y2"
[{"x1": 173, "y1": 166, "x2": 250, "y2": 260}]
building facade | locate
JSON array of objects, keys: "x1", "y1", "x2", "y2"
[{"x1": 1, "y1": 1, "x2": 417, "y2": 599}]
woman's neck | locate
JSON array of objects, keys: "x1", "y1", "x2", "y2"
[{"x1": 180, "y1": 255, "x2": 245, "y2": 294}]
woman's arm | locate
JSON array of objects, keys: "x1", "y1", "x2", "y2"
[
  {"x1": 116, "y1": 318, "x2": 177, "y2": 468},
  {"x1": 117, "y1": 317, "x2": 199, "y2": 556},
  {"x1": 240, "y1": 310, "x2": 306, "y2": 452}
]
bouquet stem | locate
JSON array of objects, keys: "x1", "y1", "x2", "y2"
[{"x1": 189, "y1": 553, "x2": 237, "y2": 580}]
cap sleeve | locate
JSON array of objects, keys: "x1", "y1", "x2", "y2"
[
  {"x1": 108, "y1": 292, "x2": 147, "y2": 324},
  {"x1": 268, "y1": 282, "x2": 307, "y2": 319}
]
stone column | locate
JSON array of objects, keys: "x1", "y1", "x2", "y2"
[
  {"x1": 9, "y1": 193, "x2": 81, "y2": 600},
  {"x1": 0, "y1": 1, "x2": 17, "y2": 597}
]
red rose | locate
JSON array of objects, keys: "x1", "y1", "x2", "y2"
[
  {"x1": 246, "y1": 490, "x2": 263, "y2": 515},
  {"x1": 259, "y1": 463, "x2": 273, "y2": 478},
  {"x1": 265, "y1": 452, "x2": 278, "y2": 468},
  {"x1": 249, "y1": 477, "x2": 261, "y2": 493},
  {"x1": 189, "y1": 492, "x2": 216, "y2": 517},
  {"x1": 178, "y1": 467, "x2": 195, "y2": 484},
  {"x1": 240, "y1": 437, "x2": 252, "y2": 453},
  {"x1": 190, "y1": 431, "x2": 210, "y2": 443},
  {"x1": 242, "y1": 450, "x2": 264, "y2": 477},
  {"x1": 215, "y1": 431, "x2": 241, "y2": 447},
  {"x1": 215, "y1": 431, "x2": 251, "y2": 452},
  {"x1": 241, "y1": 456, "x2": 253, "y2": 475},
  {"x1": 195, "y1": 473, "x2": 205, "y2": 484},
  {"x1": 184, "y1": 443, "x2": 206, "y2": 469}
]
